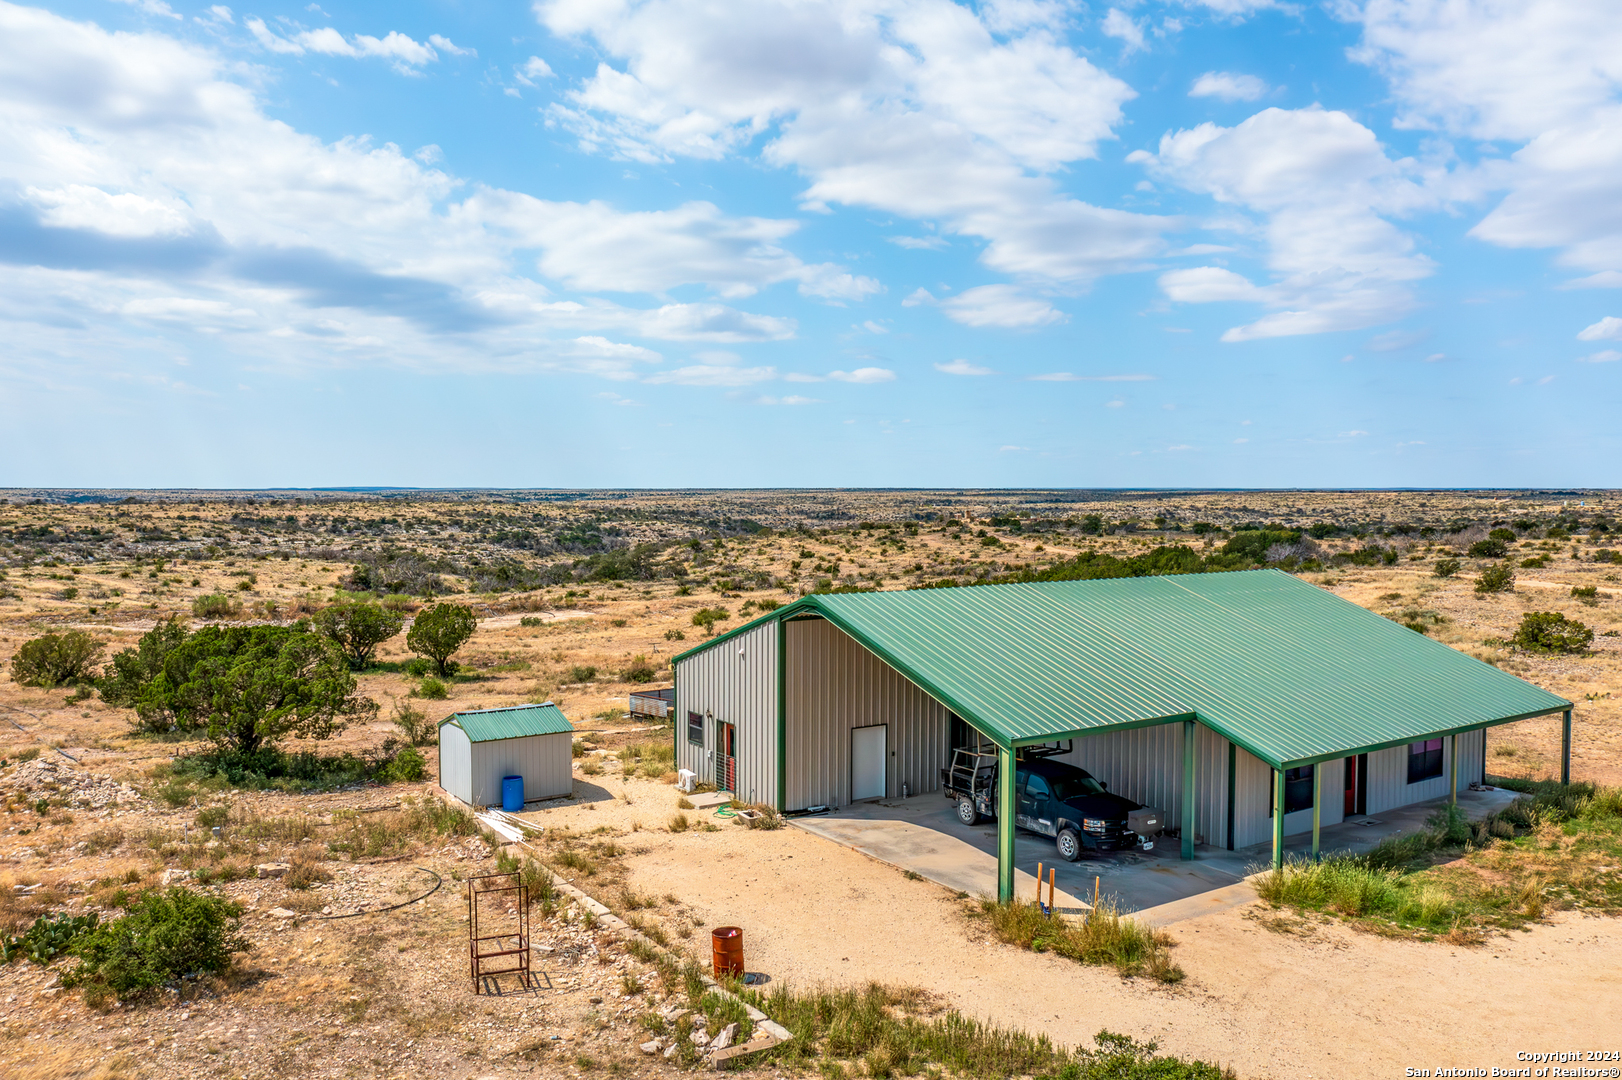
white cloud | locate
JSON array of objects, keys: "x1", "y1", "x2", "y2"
[
  {"x1": 940, "y1": 284, "x2": 1064, "y2": 328},
  {"x1": 463, "y1": 193, "x2": 875, "y2": 303},
  {"x1": 1135, "y1": 106, "x2": 1438, "y2": 340},
  {"x1": 536, "y1": 0, "x2": 1173, "y2": 294},
  {"x1": 1339, "y1": 429, "x2": 1370, "y2": 437},
  {"x1": 935, "y1": 358, "x2": 995, "y2": 375},
  {"x1": 829, "y1": 367, "x2": 897, "y2": 383},
  {"x1": 1105, "y1": 398, "x2": 1125, "y2": 407},
  {"x1": 902, "y1": 288, "x2": 937, "y2": 307},
  {"x1": 113, "y1": 0, "x2": 181, "y2": 18},
  {"x1": 1233, "y1": 436, "x2": 1248, "y2": 443},
  {"x1": 643, "y1": 364, "x2": 778, "y2": 386},
  {"x1": 1027, "y1": 372, "x2": 1155, "y2": 381},
  {"x1": 429, "y1": 35, "x2": 475, "y2": 57},
  {"x1": 516, "y1": 56, "x2": 554, "y2": 87},
  {"x1": 998, "y1": 444, "x2": 1030, "y2": 452},
  {"x1": 752, "y1": 394, "x2": 821, "y2": 405},
  {"x1": 1348, "y1": 1, "x2": 1622, "y2": 288},
  {"x1": 0, "y1": 1, "x2": 834, "y2": 389},
  {"x1": 1101, "y1": 9, "x2": 1145, "y2": 53},
  {"x1": 1189, "y1": 71, "x2": 1268, "y2": 102},
  {"x1": 1578, "y1": 350, "x2": 1622, "y2": 363},
  {"x1": 25, "y1": 186, "x2": 191, "y2": 238},
  {"x1": 1577, "y1": 316, "x2": 1622, "y2": 341},
  {"x1": 245, "y1": 18, "x2": 444, "y2": 67},
  {"x1": 889, "y1": 235, "x2": 949, "y2": 250}
]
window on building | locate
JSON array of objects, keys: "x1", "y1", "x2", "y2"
[
  {"x1": 1270, "y1": 765, "x2": 1315, "y2": 816},
  {"x1": 1408, "y1": 738, "x2": 1444, "y2": 783},
  {"x1": 687, "y1": 710, "x2": 704, "y2": 746}
]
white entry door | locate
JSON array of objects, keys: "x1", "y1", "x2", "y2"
[{"x1": 851, "y1": 725, "x2": 887, "y2": 801}]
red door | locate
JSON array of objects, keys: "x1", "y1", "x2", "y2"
[
  {"x1": 718, "y1": 723, "x2": 737, "y2": 793},
  {"x1": 1344, "y1": 757, "x2": 1357, "y2": 816}
]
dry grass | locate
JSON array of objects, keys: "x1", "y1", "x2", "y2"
[{"x1": 972, "y1": 896, "x2": 1184, "y2": 983}]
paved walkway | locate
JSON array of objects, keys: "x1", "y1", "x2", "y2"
[{"x1": 789, "y1": 786, "x2": 1523, "y2": 925}]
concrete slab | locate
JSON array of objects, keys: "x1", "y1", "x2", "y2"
[{"x1": 789, "y1": 785, "x2": 1524, "y2": 927}]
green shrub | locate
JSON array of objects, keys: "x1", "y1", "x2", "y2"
[
  {"x1": 1468, "y1": 538, "x2": 1508, "y2": 559},
  {"x1": 391, "y1": 701, "x2": 438, "y2": 746},
  {"x1": 406, "y1": 602, "x2": 476, "y2": 676},
  {"x1": 63, "y1": 887, "x2": 248, "y2": 1002},
  {"x1": 192, "y1": 593, "x2": 243, "y2": 619},
  {"x1": 1571, "y1": 585, "x2": 1599, "y2": 601},
  {"x1": 691, "y1": 607, "x2": 731, "y2": 636},
  {"x1": 1488, "y1": 528, "x2": 1517, "y2": 542},
  {"x1": 1521, "y1": 555, "x2": 1551, "y2": 569},
  {"x1": 312, "y1": 600, "x2": 405, "y2": 669},
  {"x1": 375, "y1": 746, "x2": 426, "y2": 783},
  {"x1": 417, "y1": 676, "x2": 448, "y2": 700},
  {"x1": 664, "y1": 629, "x2": 685, "y2": 641},
  {"x1": 1474, "y1": 563, "x2": 1515, "y2": 594},
  {"x1": 1512, "y1": 611, "x2": 1593, "y2": 654},
  {"x1": 9, "y1": 631, "x2": 104, "y2": 688},
  {"x1": 194, "y1": 804, "x2": 230, "y2": 829},
  {"x1": 520, "y1": 616, "x2": 544, "y2": 627},
  {"x1": 567, "y1": 665, "x2": 598, "y2": 683},
  {"x1": 1432, "y1": 558, "x2": 1461, "y2": 579},
  {"x1": 623, "y1": 655, "x2": 656, "y2": 683}
]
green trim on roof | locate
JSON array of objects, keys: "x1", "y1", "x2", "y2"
[
  {"x1": 674, "y1": 571, "x2": 1571, "y2": 770},
  {"x1": 439, "y1": 702, "x2": 574, "y2": 743}
]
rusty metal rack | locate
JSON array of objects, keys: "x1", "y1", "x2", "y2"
[{"x1": 467, "y1": 871, "x2": 532, "y2": 994}]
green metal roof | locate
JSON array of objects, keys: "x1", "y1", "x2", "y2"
[
  {"x1": 440, "y1": 702, "x2": 574, "y2": 743},
  {"x1": 676, "y1": 571, "x2": 1570, "y2": 769}
]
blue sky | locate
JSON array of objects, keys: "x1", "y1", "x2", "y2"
[{"x1": 4, "y1": 0, "x2": 1621, "y2": 488}]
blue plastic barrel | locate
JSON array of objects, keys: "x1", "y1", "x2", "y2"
[{"x1": 501, "y1": 775, "x2": 524, "y2": 812}]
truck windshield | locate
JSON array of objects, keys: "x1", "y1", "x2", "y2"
[{"x1": 1045, "y1": 772, "x2": 1105, "y2": 801}]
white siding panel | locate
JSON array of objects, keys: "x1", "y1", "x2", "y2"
[
  {"x1": 438, "y1": 722, "x2": 472, "y2": 805},
  {"x1": 469, "y1": 733, "x2": 574, "y2": 808},
  {"x1": 784, "y1": 618, "x2": 950, "y2": 811},
  {"x1": 673, "y1": 620, "x2": 779, "y2": 805},
  {"x1": 1052, "y1": 723, "x2": 1229, "y2": 847}
]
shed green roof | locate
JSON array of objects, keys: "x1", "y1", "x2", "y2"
[
  {"x1": 440, "y1": 702, "x2": 574, "y2": 743},
  {"x1": 676, "y1": 570, "x2": 1570, "y2": 769}
]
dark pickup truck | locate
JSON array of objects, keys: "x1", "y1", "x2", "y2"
[{"x1": 940, "y1": 746, "x2": 1161, "y2": 861}]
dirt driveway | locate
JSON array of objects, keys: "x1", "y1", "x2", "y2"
[{"x1": 563, "y1": 777, "x2": 1622, "y2": 1080}]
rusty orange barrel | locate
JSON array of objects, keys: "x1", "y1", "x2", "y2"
[{"x1": 711, "y1": 926, "x2": 743, "y2": 978}]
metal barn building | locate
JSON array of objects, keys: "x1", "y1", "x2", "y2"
[
  {"x1": 672, "y1": 570, "x2": 1574, "y2": 900},
  {"x1": 437, "y1": 703, "x2": 575, "y2": 809}
]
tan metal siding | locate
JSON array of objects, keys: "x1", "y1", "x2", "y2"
[
  {"x1": 1366, "y1": 733, "x2": 1475, "y2": 814},
  {"x1": 1051, "y1": 723, "x2": 1229, "y2": 847},
  {"x1": 1232, "y1": 748, "x2": 1365, "y2": 848},
  {"x1": 672, "y1": 620, "x2": 778, "y2": 805},
  {"x1": 438, "y1": 722, "x2": 473, "y2": 805},
  {"x1": 784, "y1": 618, "x2": 950, "y2": 811},
  {"x1": 1233, "y1": 746, "x2": 1273, "y2": 849},
  {"x1": 469, "y1": 732, "x2": 573, "y2": 807}
]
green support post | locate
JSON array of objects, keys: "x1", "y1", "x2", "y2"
[
  {"x1": 1310, "y1": 764, "x2": 1321, "y2": 860},
  {"x1": 1449, "y1": 733, "x2": 1458, "y2": 805},
  {"x1": 776, "y1": 615, "x2": 787, "y2": 811},
  {"x1": 1181, "y1": 720, "x2": 1196, "y2": 860},
  {"x1": 1271, "y1": 768, "x2": 1285, "y2": 870},
  {"x1": 997, "y1": 745, "x2": 1016, "y2": 903},
  {"x1": 1561, "y1": 709, "x2": 1572, "y2": 785}
]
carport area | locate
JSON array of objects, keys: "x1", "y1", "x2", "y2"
[{"x1": 789, "y1": 784, "x2": 1525, "y2": 925}]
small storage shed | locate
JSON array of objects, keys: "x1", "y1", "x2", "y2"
[{"x1": 437, "y1": 703, "x2": 575, "y2": 809}]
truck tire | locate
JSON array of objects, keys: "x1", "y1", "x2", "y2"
[
  {"x1": 1056, "y1": 828, "x2": 1083, "y2": 862},
  {"x1": 956, "y1": 795, "x2": 980, "y2": 826}
]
